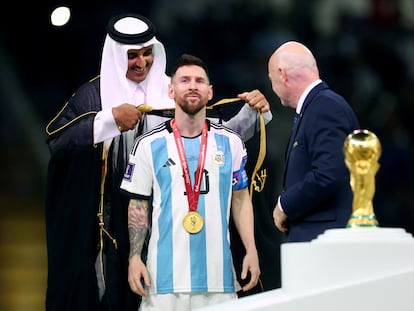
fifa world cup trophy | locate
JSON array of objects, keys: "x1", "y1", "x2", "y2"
[{"x1": 343, "y1": 129, "x2": 382, "y2": 227}]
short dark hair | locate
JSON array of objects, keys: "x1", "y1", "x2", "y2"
[{"x1": 170, "y1": 54, "x2": 209, "y2": 78}]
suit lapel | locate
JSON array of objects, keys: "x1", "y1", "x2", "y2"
[
  {"x1": 282, "y1": 82, "x2": 329, "y2": 186},
  {"x1": 300, "y1": 81, "x2": 328, "y2": 115}
]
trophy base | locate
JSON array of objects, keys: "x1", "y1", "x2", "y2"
[{"x1": 346, "y1": 214, "x2": 379, "y2": 228}]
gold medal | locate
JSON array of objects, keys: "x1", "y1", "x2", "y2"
[{"x1": 183, "y1": 211, "x2": 204, "y2": 234}]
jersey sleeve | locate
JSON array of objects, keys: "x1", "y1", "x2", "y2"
[
  {"x1": 120, "y1": 139, "x2": 153, "y2": 197},
  {"x1": 231, "y1": 136, "x2": 249, "y2": 191}
]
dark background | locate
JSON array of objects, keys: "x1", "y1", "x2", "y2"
[{"x1": 0, "y1": 0, "x2": 413, "y2": 310}]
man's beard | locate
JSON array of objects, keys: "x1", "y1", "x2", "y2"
[{"x1": 179, "y1": 100, "x2": 206, "y2": 115}]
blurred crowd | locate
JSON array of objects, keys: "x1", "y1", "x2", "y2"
[
  {"x1": 1, "y1": 0, "x2": 413, "y2": 233},
  {"x1": 151, "y1": 0, "x2": 414, "y2": 233}
]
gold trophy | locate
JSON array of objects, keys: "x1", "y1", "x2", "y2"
[{"x1": 343, "y1": 129, "x2": 382, "y2": 228}]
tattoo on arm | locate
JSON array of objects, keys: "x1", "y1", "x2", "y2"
[{"x1": 128, "y1": 199, "x2": 149, "y2": 259}]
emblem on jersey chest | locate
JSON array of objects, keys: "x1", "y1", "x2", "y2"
[{"x1": 213, "y1": 150, "x2": 225, "y2": 166}]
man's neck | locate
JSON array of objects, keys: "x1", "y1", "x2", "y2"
[{"x1": 174, "y1": 113, "x2": 206, "y2": 137}]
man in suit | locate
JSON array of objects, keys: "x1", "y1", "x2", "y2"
[{"x1": 268, "y1": 41, "x2": 360, "y2": 242}]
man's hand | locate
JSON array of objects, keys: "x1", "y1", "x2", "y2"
[
  {"x1": 238, "y1": 89, "x2": 270, "y2": 113},
  {"x1": 240, "y1": 249, "x2": 261, "y2": 292},
  {"x1": 112, "y1": 103, "x2": 143, "y2": 132},
  {"x1": 273, "y1": 201, "x2": 288, "y2": 233},
  {"x1": 128, "y1": 255, "x2": 151, "y2": 296}
]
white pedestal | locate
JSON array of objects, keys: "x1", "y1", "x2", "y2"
[{"x1": 197, "y1": 228, "x2": 414, "y2": 311}]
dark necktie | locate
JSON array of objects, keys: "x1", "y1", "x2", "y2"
[{"x1": 292, "y1": 112, "x2": 300, "y2": 129}]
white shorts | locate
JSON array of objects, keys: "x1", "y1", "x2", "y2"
[{"x1": 139, "y1": 292, "x2": 237, "y2": 311}]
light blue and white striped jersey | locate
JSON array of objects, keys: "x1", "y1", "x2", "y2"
[{"x1": 120, "y1": 120, "x2": 248, "y2": 294}]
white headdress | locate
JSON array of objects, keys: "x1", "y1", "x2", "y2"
[
  {"x1": 100, "y1": 13, "x2": 173, "y2": 111},
  {"x1": 100, "y1": 13, "x2": 174, "y2": 162}
]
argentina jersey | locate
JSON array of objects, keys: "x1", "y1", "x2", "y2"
[{"x1": 120, "y1": 121, "x2": 248, "y2": 294}]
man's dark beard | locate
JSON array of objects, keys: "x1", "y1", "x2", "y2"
[{"x1": 179, "y1": 100, "x2": 206, "y2": 115}]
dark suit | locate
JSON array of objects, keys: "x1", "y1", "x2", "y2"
[{"x1": 281, "y1": 81, "x2": 359, "y2": 242}]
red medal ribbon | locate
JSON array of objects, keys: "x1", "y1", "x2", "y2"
[{"x1": 171, "y1": 119, "x2": 208, "y2": 212}]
